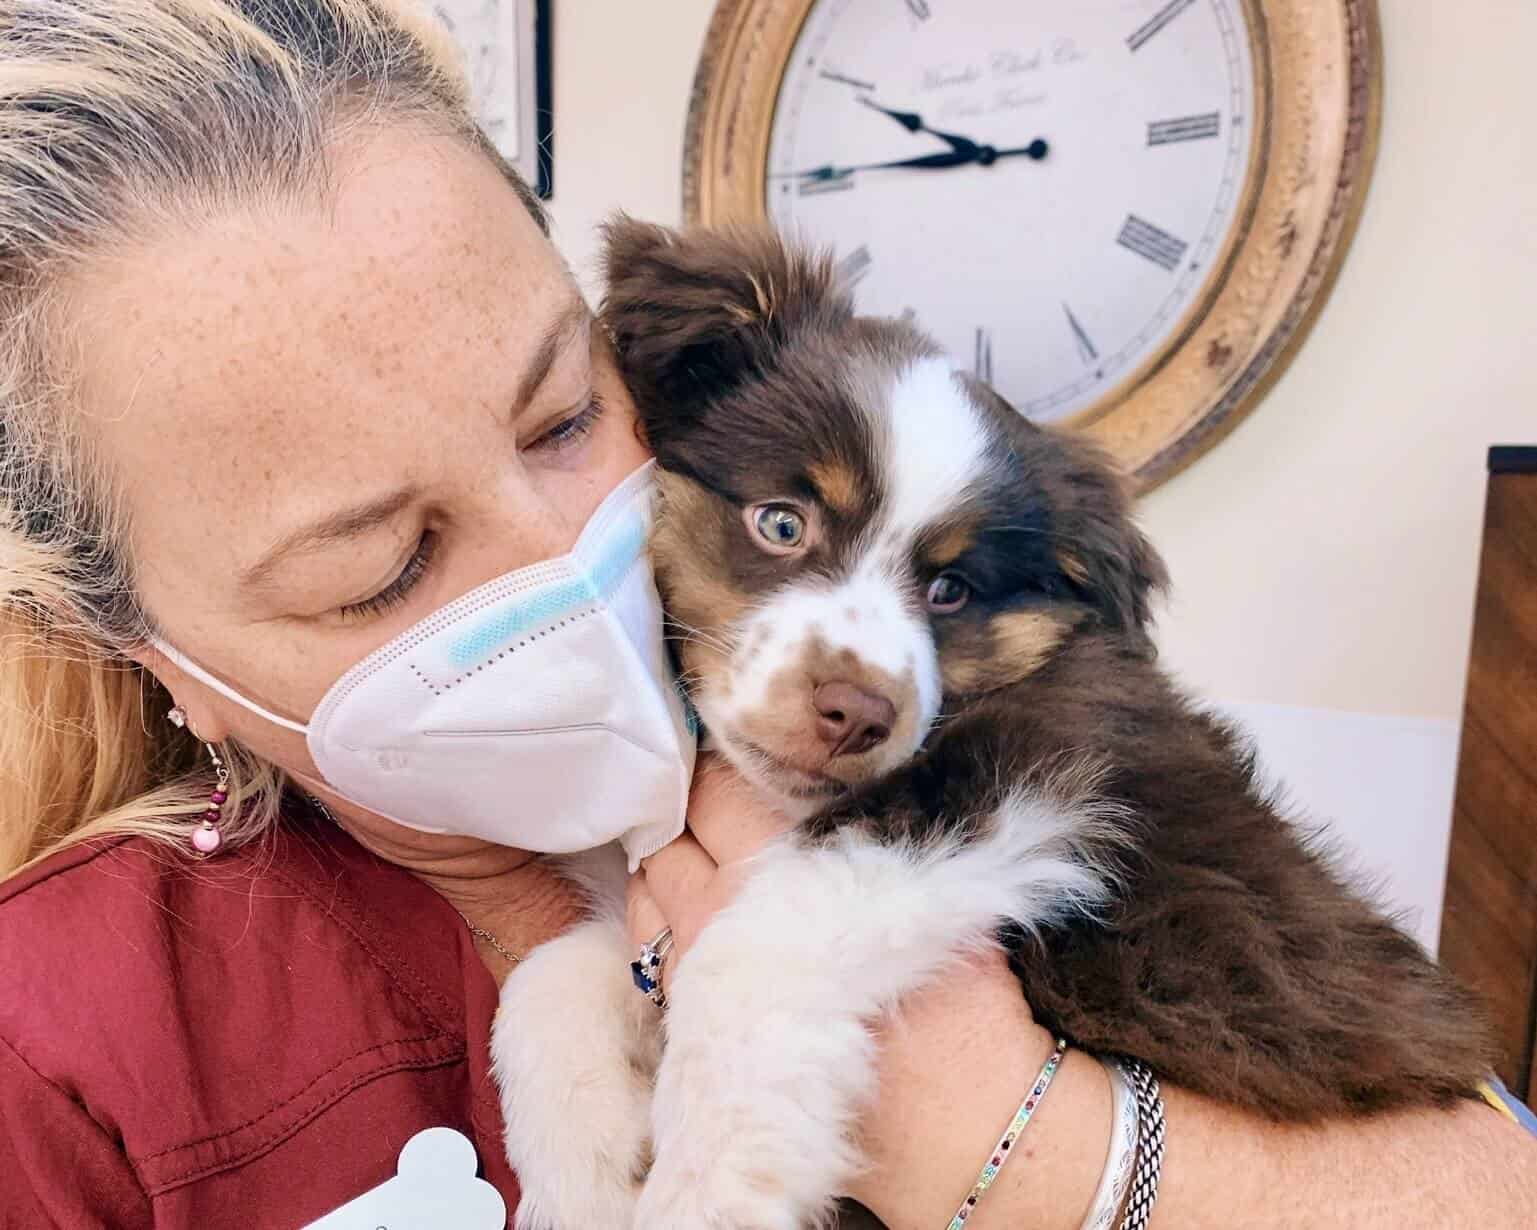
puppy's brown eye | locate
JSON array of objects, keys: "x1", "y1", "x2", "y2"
[
  {"x1": 750, "y1": 504, "x2": 807, "y2": 554},
  {"x1": 926, "y1": 573, "x2": 971, "y2": 614}
]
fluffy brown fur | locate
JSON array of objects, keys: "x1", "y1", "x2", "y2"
[{"x1": 601, "y1": 216, "x2": 1496, "y2": 1120}]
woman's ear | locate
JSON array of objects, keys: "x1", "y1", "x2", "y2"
[
  {"x1": 129, "y1": 642, "x2": 233, "y2": 744},
  {"x1": 598, "y1": 215, "x2": 851, "y2": 454}
]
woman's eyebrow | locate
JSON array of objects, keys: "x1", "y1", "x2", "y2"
[
  {"x1": 239, "y1": 487, "x2": 418, "y2": 593},
  {"x1": 238, "y1": 300, "x2": 590, "y2": 594},
  {"x1": 512, "y1": 297, "x2": 592, "y2": 418}
]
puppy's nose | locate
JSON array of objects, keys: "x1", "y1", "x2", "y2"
[{"x1": 813, "y1": 681, "x2": 896, "y2": 758}]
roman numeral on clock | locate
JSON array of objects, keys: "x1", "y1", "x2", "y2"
[
  {"x1": 819, "y1": 68, "x2": 876, "y2": 91},
  {"x1": 1127, "y1": 0, "x2": 1197, "y2": 52},
  {"x1": 798, "y1": 175, "x2": 854, "y2": 197},
  {"x1": 835, "y1": 243, "x2": 873, "y2": 288},
  {"x1": 1117, "y1": 214, "x2": 1189, "y2": 271},
  {"x1": 1063, "y1": 303, "x2": 1099, "y2": 364},
  {"x1": 1148, "y1": 111, "x2": 1221, "y2": 145},
  {"x1": 905, "y1": 0, "x2": 932, "y2": 18},
  {"x1": 973, "y1": 327, "x2": 993, "y2": 383}
]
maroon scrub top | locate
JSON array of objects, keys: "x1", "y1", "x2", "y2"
[{"x1": 0, "y1": 811, "x2": 521, "y2": 1227}]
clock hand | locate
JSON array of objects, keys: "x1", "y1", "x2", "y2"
[
  {"x1": 854, "y1": 96, "x2": 1050, "y2": 163},
  {"x1": 781, "y1": 139, "x2": 1048, "y2": 184},
  {"x1": 856, "y1": 96, "x2": 983, "y2": 156},
  {"x1": 990, "y1": 140, "x2": 1051, "y2": 161},
  {"x1": 784, "y1": 148, "x2": 978, "y2": 183}
]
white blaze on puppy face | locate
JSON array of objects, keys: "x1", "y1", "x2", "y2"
[
  {"x1": 874, "y1": 357, "x2": 995, "y2": 549},
  {"x1": 724, "y1": 560, "x2": 936, "y2": 764},
  {"x1": 708, "y1": 357, "x2": 997, "y2": 797}
]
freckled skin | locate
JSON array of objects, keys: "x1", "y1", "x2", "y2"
[{"x1": 69, "y1": 126, "x2": 648, "y2": 821}]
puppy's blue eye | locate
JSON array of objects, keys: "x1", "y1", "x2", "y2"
[
  {"x1": 752, "y1": 504, "x2": 806, "y2": 551},
  {"x1": 926, "y1": 573, "x2": 971, "y2": 614}
]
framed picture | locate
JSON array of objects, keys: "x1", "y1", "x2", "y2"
[{"x1": 432, "y1": 0, "x2": 553, "y2": 198}]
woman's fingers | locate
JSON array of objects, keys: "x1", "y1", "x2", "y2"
[
  {"x1": 632, "y1": 829, "x2": 726, "y2": 958},
  {"x1": 624, "y1": 871, "x2": 687, "y2": 996},
  {"x1": 625, "y1": 757, "x2": 798, "y2": 974},
  {"x1": 637, "y1": 829, "x2": 717, "y2": 916},
  {"x1": 624, "y1": 869, "x2": 669, "y2": 948},
  {"x1": 684, "y1": 754, "x2": 798, "y2": 865}
]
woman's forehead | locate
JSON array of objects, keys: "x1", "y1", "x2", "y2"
[{"x1": 70, "y1": 128, "x2": 570, "y2": 578}]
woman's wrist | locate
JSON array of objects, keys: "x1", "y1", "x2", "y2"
[
  {"x1": 848, "y1": 959, "x2": 1110, "y2": 1230},
  {"x1": 851, "y1": 946, "x2": 1537, "y2": 1230}
]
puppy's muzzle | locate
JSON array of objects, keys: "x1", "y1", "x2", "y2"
[{"x1": 812, "y1": 681, "x2": 895, "y2": 758}]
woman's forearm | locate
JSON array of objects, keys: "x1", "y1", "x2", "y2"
[
  {"x1": 1156, "y1": 1085, "x2": 1537, "y2": 1229},
  {"x1": 852, "y1": 966, "x2": 1537, "y2": 1229}
]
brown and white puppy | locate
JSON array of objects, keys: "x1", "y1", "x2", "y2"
[{"x1": 494, "y1": 220, "x2": 1495, "y2": 1230}]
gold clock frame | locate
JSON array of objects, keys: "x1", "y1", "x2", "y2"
[{"x1": 682, "y1": 0, "x2": 1382, "y2": 489}]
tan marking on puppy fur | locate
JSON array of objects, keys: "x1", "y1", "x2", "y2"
[
  {"x1": 1058, "y1": 551, "x2": 1091, "y2": 586},
  {"x1": 926, "y1": 521, "x2": 977, "y2": 567},
  {"x1": 808, "y1": 459, "x2": 863, "y2": 517},
  {"x1": 651, "y1": 472, "x2": 747, "y2": 701},
  {"x1": 737, "y1": 633, "x2": 918, "y2": 786},
  {"x1": 942, "y1": 611, "x2": 1072, "y2": 694},
  {"x1": 747, "y1": 273, "x2": 773, "y2": 318}
]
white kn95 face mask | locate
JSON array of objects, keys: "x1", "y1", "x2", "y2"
[{"x1": 154, "y1": 462, "x2": 696, "y2": 869}]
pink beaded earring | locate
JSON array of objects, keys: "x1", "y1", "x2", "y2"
[{"x1": 168, "y1": 705, "x2": 229, "y2": 856}]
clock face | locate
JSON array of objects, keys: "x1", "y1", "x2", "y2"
[{"x1": 766, "y1": 0, "x2": 1259, "y2": 423}]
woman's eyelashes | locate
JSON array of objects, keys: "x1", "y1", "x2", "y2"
[
  {"x1": 527, "y1": 392, "x2": 607, "y2": 454},
  {"x1": 333, "y1": 395, "x2": 608, "y2": 620},
  {"x1": 338, "y1": 530, "x2": 439, "y2": 621}
]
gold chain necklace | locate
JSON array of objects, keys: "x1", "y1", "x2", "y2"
[
  {"x1": 454, "y1": 910, "x2": 523, "y2": 966},
  {"x1": 307, "y1": 794, "x2": 523, "y2": 965}
]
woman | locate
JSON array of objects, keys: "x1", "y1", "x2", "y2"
[{"x1": 0, "y1": 2, "x2": 1531, "y2": 1227}]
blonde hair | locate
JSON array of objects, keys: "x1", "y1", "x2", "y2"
[{"x1": 0, "y1": 0, "x2": 543, "y2": 877}]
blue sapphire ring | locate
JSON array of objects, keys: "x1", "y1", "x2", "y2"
[{"x1": 630, "y1": 927, "x2": 675, "y2": 1009}]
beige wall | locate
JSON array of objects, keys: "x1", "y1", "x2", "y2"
[{"x1": 546, "y1": 0, "x2": 1537, "y2": 724}]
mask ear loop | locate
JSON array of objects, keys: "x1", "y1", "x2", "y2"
[
  {"x1": 167, "y1": 705, "x2": 231, "y2": 855},
  {"x1": 152, "y1": 638, "x2": 308, "y2": 734}
]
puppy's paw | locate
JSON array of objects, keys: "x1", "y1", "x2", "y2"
[
  {"x1": 493, "y1": 917, "x2": 660, "y2": 1230},
  {"x1": 633, "y1": 882, "x2": 871, "y2": 1230},
  {"x1": 513, "y1": 1165, "x2": 642, "y2": 1230},
  {"x1": 633, "y1": 1164, "x2": 804, "y2": 1230}
]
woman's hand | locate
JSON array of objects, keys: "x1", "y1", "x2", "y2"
[
  {"x1": 625, "y1": 755, "x2": 791, "y2": 967},
  {"x1": 625, "y1": 755, "x2": 1102, "y2": 1228},
  {"x1": 625, "y1": 756, "x2": 1537, "y2": 1229}
]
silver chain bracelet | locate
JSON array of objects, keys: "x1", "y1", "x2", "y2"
[{"x1": 1116, "y1": 1059, "x2": 1165, "y2": 1230}]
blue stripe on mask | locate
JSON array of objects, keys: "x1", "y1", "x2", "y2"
[
  {"x1": 589, "y1": 517, "x2": 648, "y2": 603},
  {"x1": 446, "y1": 513, "x2": 649, "y2": 669}
]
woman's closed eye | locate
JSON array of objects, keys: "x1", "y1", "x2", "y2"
[
  {"x1": 338, "y1": 531, "x2": 439, "y2": 621},
  {"x1": 527, "y1": 392, "x2": 607, "y2": 454}
]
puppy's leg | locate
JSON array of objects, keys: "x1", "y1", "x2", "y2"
[
  {"x1": 493, "y1": 910, "x2": 661, "y2": 1229},
  {"x1": 634, "y1": 792, "x2": 1114, "y2": 1230}
]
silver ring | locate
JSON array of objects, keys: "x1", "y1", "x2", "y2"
[{"x1": 629, "y1": 927, "x2": 674, "y2": 1009}]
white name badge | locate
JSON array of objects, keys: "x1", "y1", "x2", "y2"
[{"x1": 301, "y1": 1127, "x2": 506, "y2": 1230}]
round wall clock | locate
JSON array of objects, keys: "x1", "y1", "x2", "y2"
[{"x1": 683, "y1": 0, "x2": 1381, "y2": 486}]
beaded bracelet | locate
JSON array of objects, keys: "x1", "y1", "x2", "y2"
[
  {"x1": 943, "y1": 1037, "x2": 1068, "y2": 1229},
  {"x1": 1115, "y1": 1059, "x2": 1165, "y2": 1230},
  {"x1": 1079, "y1": 1056, "x2": 1140, "y2": 1230}
]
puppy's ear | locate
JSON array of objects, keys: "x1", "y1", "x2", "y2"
[
  {"x1": 1043, "y1": 431, "x2": 1169, "y2": 650},
  {"x1": 599, "y1": 216, "x2": 850, "y2": 449},
  {"x1": 962, "y1": 377, "x2": 1169, "y2": 645}
]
